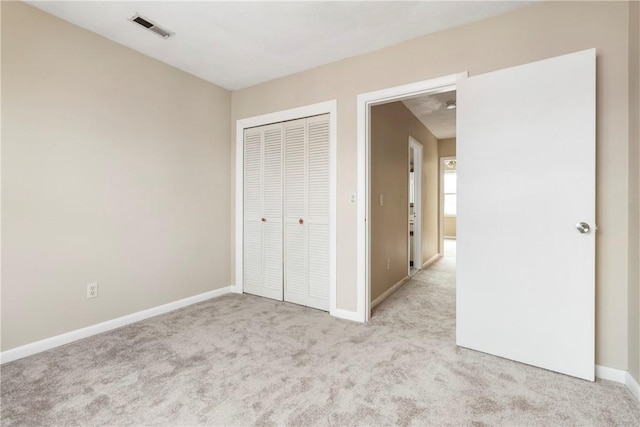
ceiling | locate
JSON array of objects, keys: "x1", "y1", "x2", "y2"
[
  {"x1": 27, "y1": 1, "x2": 534, "y2": 91},
  {"x1": 403, "y1": 91, "x2": 456, "y2": 139}
]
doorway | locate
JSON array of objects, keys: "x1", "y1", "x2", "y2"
[
  {"x1": 358, "y1": 49, "x2": 596, "y2": 381},
  {"x1": 408, "y1": 137, "x2": 423, "y2": 277},
  {"x1": 357, "y1": 72, "x2": 466, "y2": 321}
]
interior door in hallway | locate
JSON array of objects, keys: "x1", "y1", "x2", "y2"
[{"x1": 456, "y1": 49, "x2": 596, "y2": 380}]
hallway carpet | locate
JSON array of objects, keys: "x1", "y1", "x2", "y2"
[{"x1": 2, "y1": 257, "x2": 639, "y2": 426}]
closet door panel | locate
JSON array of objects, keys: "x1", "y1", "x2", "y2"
[
  {"x1": 243, "y1": 130, "x2": 263, "y2": 219},
  {"x1": 307, "y1": 224, "x2": 329, "y2": 310},
  {"x1": 262, "y1": 124, "x2": 284, "y2": 300},
  {"x1": 283, "y1": 121, "x2": 306, "y2": 217},
  {"x1": 263, "y1": 126, "x2": 283, "y2": 220},
  {"x1": 284, "y1": 223, "x2": 306, "y2": 305},
  {"x1": 243, "y1": 221, "x2": 263, "y2": 296},
  {"x1": 307, "y1": 117, "x2": 330, "y2": 220},
  {"x1": 305, "y1": 115, "x2": 330, "y2": 310},
  {"x1": 243, "y1": 129, "x2": 264, "y2": 297},
  {"x1": 284, "y1": 119, "x2": 308, "y2": 305},
  {"x1": 263, "y1": 221, "x2": 283, "y2": 299}
]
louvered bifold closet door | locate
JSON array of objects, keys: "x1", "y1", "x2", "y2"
[
  {"x1": 305, "y1": 114, "x2": 330, "y2": 311},
  {"x1": 243, "y1": 128, "x2": 264, "y2": 297},
  {"x1": 283, "y1": 115, "x2": 330, "y2": 311},
  {"x1": 261, "y1": 124, "x2": 284, "y2": 300},
  {"x1": 243, "y1": 124, "x2": 283, "y2": 301},
  {"x1": 283, "y1": 118, "x2": 308, "y2": 306}
]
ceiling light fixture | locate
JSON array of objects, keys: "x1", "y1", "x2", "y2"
[{"x1": 445, "y1": 101, "x2": 457, "y2": 110}]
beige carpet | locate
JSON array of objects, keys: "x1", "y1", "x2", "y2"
[{"x1": 2, "y1": 255, "x2": 639, "y2": 426}]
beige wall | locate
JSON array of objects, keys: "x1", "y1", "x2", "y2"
[
  {"x1": 370, "y1": 102, "x2": 439, "y2": 301},
  {"x1": 439, "y1": 138, "x2": 457, "y2": 159},
  {"x1": 637, "y1": 0, "x2": 640, "y2": 385},
  {"x1": 444, "y1": 218, "x2": 457, "y2": 238},
  {"x1": 1, "y1": 2, "x2": 231, "y2": 351},
  {"x1": 230, "y1": 1, "x2": 635, "y2": 370},
  {"x1": 628, "y1": 1, "x2": 640, "y2": 382}
]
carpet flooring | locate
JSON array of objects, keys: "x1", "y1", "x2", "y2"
[{"x1": 2, "y1": 250, "x2": 639, "y2": 426}]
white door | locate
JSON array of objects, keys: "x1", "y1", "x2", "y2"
[
  {"x1": 305, "y1": 115, "x2": 331, "y2": 310},
  {"x1": 283, "y1": 118, "x2": 308, "y2": 306},
  {"x1": 456, "y1": 49, "x2": 596, "y2": 380},
  {"x1": 408, "y1": 136, "x2": 423, "y2": 274},
  {"x1": 243, "y1": 123, "x2": 283, "y2": 301},
  {"x1": 283, "y1": 115, "x2": 330, "y2": 310}
]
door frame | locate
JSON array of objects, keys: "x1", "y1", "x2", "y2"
[
  {"x1": 440, "y1": 156, "x2": 456, "y2": 254},
  {"x1": 356, "y1": 72, "x2": 468, "y2": 322},
  {"x1": 234, "y1": 100, "x2": 338, "y2": 317},
  {"x1": 408, "y1": 136, "x2": 423, "y2": 275}
]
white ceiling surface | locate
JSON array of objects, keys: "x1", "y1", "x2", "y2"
[
  {"x1": 403, "y1": 91, "x2": 456, "y2": 139},
  {"x1": 27, "y1": 1, "x2": 534, "y2": 90}
]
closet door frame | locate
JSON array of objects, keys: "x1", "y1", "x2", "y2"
[{"x1": 234, "y1": 100, "x2": 339, "y2": 316}]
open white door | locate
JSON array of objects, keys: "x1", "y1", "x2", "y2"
[{"x1": 456, "y1": 49, "x2": 596, "y2": 381}]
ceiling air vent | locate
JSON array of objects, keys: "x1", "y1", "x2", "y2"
[{"x1": 129, "y1": 14, "x2": 174, "y2": 39}]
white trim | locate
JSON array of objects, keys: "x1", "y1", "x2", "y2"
[
  {"x1": 408, "y1": 136, "x2": 423, "y2": 276},
  {"x1": 357, "y1": 72, "x2": 468, "y2": 322},
  {"x1": 421, "y1": 253, "x2": 441, "y2": 270},
  {"x1": 371, "y1": 275, "x2": 411, "y2": 310},
  {"x1": 330, "y1": 308, "x2": 363, "y2": 322},
  {"x1": 625, "y1": 372, "x2": 640, "y2": 401},
  {"x1": 595, "y1": 365, "x2": 627, "y2": 383},
  {"x1": 328, "y1": 105, "x2": 338, "y2": 318},
  {"x1": 234, "y1": 100, "x2": 338, "y2": 316},
  {"x1": 0, "y1": 286, "x2": 234, "y2": 364},
  {"x1": 595, "y1": 365, "x2": 640, "y2": 401},
  {"x1": 440, "y1": 156, "x2": 456, "y2": 255}
]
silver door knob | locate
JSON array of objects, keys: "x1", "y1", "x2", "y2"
[{"x1": 576, "y1": 222, "x2": 591, "y2": 234}]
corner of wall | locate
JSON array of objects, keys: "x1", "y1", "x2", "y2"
[{"x1": 627, "y1": 0, "x2": 640, "y2": 383}]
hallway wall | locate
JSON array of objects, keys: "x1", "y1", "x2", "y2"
[{"x1": 370, "y1": 102, "x2": 439, "y2": 301}]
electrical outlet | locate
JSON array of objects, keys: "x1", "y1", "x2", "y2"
[
  {"x1": 386, "y1": 259, "x2": 391, "y2": 270},
  {"x1": 379, "y1": 194, "x2": 385, "y2": 206},
  {"x1": 87, "y1": 282, "x2": 98, "y2": 299},
  {"x1": 350, "y1": 193, "x2": 356, "y2": 205}
]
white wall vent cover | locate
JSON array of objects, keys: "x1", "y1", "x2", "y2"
[{"x1": 129, "y1": 14, "x2": 174, "y2": 39}]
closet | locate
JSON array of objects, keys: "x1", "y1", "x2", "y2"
[{"x1": 242, "y1": 114, "x2": 330, "y2": 311}]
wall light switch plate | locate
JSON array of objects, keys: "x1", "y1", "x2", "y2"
[{"x1": 379, "y1": 194, "x2": 384, "y2": 206}]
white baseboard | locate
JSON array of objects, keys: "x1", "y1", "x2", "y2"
[
  {"x1": 595, "y1": 364, "x2": 640, "y2": 401},
  {"x1": 625, "y1": 371, "x2": 640, "y2": 401},
  {"x1": 595, "y1": 365, "x2": 627, "y2": 382},
  {"x1": 371, "y1": 275, "x2": 411, "y2": 310},
  {"x1": 421, "y1": 253, "x2": 441, "y2": 270},
  {"x1": 330, "y1": 307, "x2": 363, "y2": 322},
  {"x1": 0, "y1": 286, "x2": 234, "y2": 364}
]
